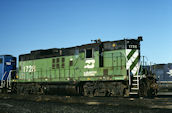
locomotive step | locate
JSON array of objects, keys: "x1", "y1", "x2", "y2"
[
  {"x1": 132, "y1": 84, "x2": 139, "y2": 86},
  {"x1": 129, "y1": 92, "x2": 138, "y2": 95},
  {"x1": 7, "y1": 90, "x2": 11, "y2": 93},
  {"x1": 131, "y1": 87, "x2": 139, "y2": 90},
  {"x1": 132, "y1": 81, "x2": 138, "y2": 84},
  {"x1": 133, "y1": 76, "x2": 140, "y2": 78}
]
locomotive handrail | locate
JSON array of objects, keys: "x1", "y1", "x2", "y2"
[
  {"x1": 122, "y1": 51, "x2": 131, "y2": 86},
  {"x1": 0, "y1": 72, "x2": 6, "y2": 88},
  {"x1": 1, "y1": 71, "x2": 7, "y2": 80},
  {"x1": 136, "y1": 61, "x2": 141, "y2": 88},
  {"x1": 6, "y1": 70, "x2": 13, "y2": 88},
  {"x1": 0, "y1": 70, "x2": 15, "y2": 88},
  {"x1": 73, "y1": 54, "x2": 82, "y2": 67}
]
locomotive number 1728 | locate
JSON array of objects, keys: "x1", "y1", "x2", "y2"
[{"x1": 23, "y1": 65, "x2": 36, "y2": 72}]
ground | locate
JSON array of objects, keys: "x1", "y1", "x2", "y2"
[{"x1": 0, "y1": 95, "x2": 172, "y2": 113}]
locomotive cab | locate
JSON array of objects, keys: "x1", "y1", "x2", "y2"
[{"x1": 0, "y1": 55, "x2": 16, "y2": 92}]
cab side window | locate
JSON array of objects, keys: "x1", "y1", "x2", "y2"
[
  {"x1": 86, "y1": 49, "x2": 93, "y2": 58},
  {"x1": 0, "y1": 58, "x2": 2, "y2": 64}
]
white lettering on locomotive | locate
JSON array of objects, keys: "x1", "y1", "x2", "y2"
[
  {"x1": 23, "y1": 65, "x2": 36, "y2": 72},
  {"x1": 84, "y1": 71, "x2": 97, "y2": 76},
  {"x1": 129, "y1": 45, "x2": 137, "y2": 49}
]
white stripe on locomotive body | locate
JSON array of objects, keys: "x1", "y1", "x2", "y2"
[
  {"x1": 126, "y1": 49, "x2": 132, "y2": 57},
  {"x1": 131, "y1": 62, "x2": 139, "y2": 75},
  {"x1": 126, "y1": 50, "x2": 139, "y2": 70},
  {"x1": 126, "y1": 49, "x2": 140, "y2": 75},
  {"x1": 126, "y1": 49, "x2": 132, "y2": 70}
]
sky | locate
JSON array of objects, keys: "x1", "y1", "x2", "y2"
[{"x1": 0, "y1": 0, "x2": 171, "y2": 64}]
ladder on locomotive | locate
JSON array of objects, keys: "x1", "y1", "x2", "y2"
[
  {"x1": 0, "y1": 70, "x2": 13, "y2": 92},
  {"x1": 129, "y1": 63, "x2": 140, "y2": 95}
]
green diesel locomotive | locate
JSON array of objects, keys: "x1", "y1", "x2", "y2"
[{"x1": 12, "y1": 37, "x2": 157, "y2": 97}]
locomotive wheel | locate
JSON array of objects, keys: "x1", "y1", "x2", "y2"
[
  {"x1": 139, "y1": 80, "x2": 148, "y2": 97},
  {"x1": 83, "y1": 82, "x2": 94, "y2": 97},
  {"x1": 11, "y1": 83, "x2": 17, "y2": 94},
  {"x1": 139, "y1": 78, "x2": 155, "y2": 97},
  {"x1": 123, "y1": 88, "x2": 130, "y2": 97},
  {"x1": 116, "y1": 82, "x2": 125, "y2": 96},
  {"x1": 83, "y1": 82, "x2": 127, "y2": 97},
  {"x1": 93, "y1": 82, "x2": 106, "y2": 97},
  {"x1": 109, "y1": 82, "x2": 125, "y2": 96}
]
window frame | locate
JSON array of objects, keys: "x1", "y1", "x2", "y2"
[
  {"x1": 85, "y1": 48, "x2": 94, "y2": 59},
  {"x1": 0, "y1": 58, "x2": 3, "y2": 64}
]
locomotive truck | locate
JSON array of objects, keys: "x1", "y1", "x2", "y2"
[{"x1": 1, "y1": 37, "x2": 158, "y2": 97}]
